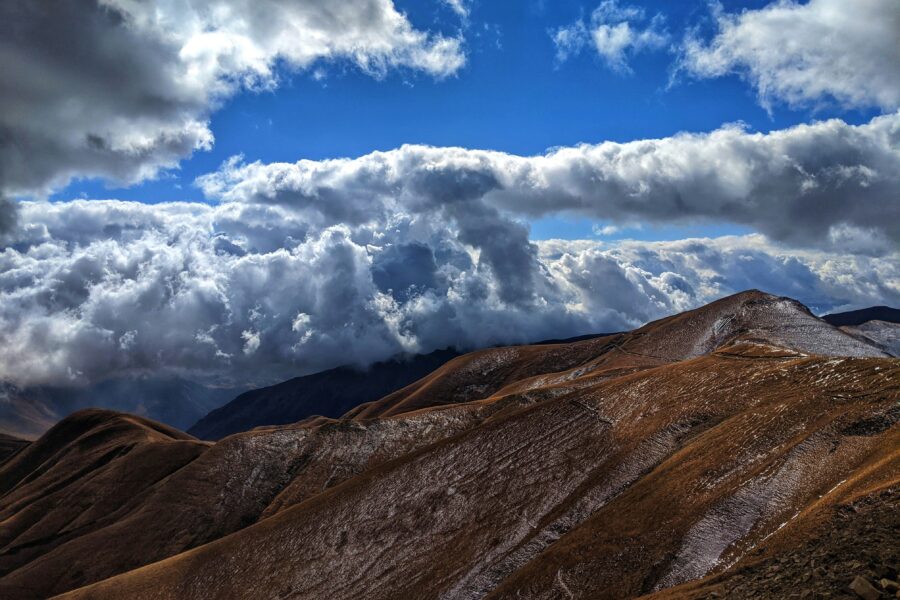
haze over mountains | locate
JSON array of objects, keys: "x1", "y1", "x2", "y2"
[
  {"x1": 4, "y1": 301, "x2": 896, "y2": 444},
  {"x1": 0, "y1": 378, "x2": 238, "y2": 440},
  {"x1": 0, "y1": 291, "x2": 896, "y2": 599}
]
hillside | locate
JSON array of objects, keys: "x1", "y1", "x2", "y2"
[
  {"x1": 0, "y1": 291, "x2": 895, "y2": 600},
  {"x1": 841, "y1": 320, "x2": 900, "y2": 358}
]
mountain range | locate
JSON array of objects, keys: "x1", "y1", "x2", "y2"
[
  {"x1": 0, "y1": 290, "x2": 897, "y2": 599},
  {"x1": 0, "y1": 377, "x2": 238, "y2": 440},
  {"x1": 188, "y1": 348, "x2": 461, "y2": 440},
  {"x1": 3, "y1": 302, "x2": 896, "y2": 444}
]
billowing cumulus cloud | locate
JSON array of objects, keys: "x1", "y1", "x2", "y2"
[
  {"x1": 2, "y1": 194, "x2": 897, "y2": 389},
  {"x1": 552, "y1": 0, "x2": 668, "y2": 72},
  {"x1": 678, "y1": 0, "x2": 900, "y2": 111},
  {"x1": 200, "y1": 112, "x2": 900, "y2": 253},
  {"x1": 0, "y1": 0, "x2": 465, "y2": 201}
]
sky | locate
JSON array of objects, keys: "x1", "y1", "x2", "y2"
[{"x1": 0, "y1": 0, "x2": 898, "y2": 390}]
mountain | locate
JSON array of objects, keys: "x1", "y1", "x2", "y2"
[
  {"x1": 189, "y1": 336, "x2": 615, "y2": 441},
  {"x1": 0, "y1": 410, "x2": 207, "y2": 598},
  {"x1": 346, "y1": 290, "x2": 887, "y2": 420},
  {"x1": 0, "y1": 377, "x2": 239, "y2": 440},
  {"x1": 821, "y1": 305, "x2": 900, "y2": 327},
  {"x1": 0, "y1": 291, "x2": 896, "y2": 600},
  {"x1": 188, "y1": 348, "x2": 461, "y2": 440}
]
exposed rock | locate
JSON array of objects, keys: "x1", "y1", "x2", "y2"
[{"x1": 850, "y1": 575, "x2": 882, "y2": 600}]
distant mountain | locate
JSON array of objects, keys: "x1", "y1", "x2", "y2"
[
  {"x1": 188, "y1": 348, "x2": 461, "y2": 440},
  {"x1": 0, "y1": 377, "x2": 238, "y2": 439},
  {"x1": 2, "y1": 291, "x2": 896, "y2": 600},
  {"x1": 821, "y1": 305, "x2": 900, "y2": 327},
  {"x1": 0, "y1": 433, "x2": 27, "y2": 466}
]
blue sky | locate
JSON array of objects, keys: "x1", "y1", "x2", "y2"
[{"x1": 52, "y1": 0, "x2": 879, "y2": 244}]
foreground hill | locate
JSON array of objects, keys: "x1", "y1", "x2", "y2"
[
  {"x1": 0, "y1": 291, "x2": 896, "y2": 600},
  {"x1": 188, "y1": 348, "x2": 461, "y2": 440}
]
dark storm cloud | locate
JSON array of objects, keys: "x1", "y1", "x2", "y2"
[
  {"x1": 0, "y1": 0, "x2": 211, "y2": 195},
  {"x1": 372, "y1": 242, "x2": 439, "y2": 302}
]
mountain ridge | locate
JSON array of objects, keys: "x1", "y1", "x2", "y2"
[{"x1": 0, "y1": 290, "x2": 895, "y2": 599}]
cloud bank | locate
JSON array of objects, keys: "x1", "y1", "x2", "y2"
[
  {"x1": 0, "y1": 0, "x2": 464, "y2": 200},
  {"x1": 678, "y1": 0, "x2": 900, "y2": 111},
  {"x1": 3, "y1": 112, "x2": 898, "y2": 388},
  {"x1": 2, "y1": 0, "x2": 898, "y2": 392},
  {"x1": 200, "y1": 112, "x2": 900, "y2": 254}
]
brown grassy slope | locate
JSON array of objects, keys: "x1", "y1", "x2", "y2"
[
  {"x1": 485, "y1": 356, "x2": 900, "y2": 599},
  {"x1": 343, "y1": 333, "x2": 623, "y2": 420},
  {"x1": 0, "y1": 410, "x2": 207, "y2": 598},
  {"x1": 0, "y1": 403, "x2": 503, "y2": 599},
  {"x1": 643, "y1": 485, "x2": 899, "y2": 600},
  {"x1": 56, "y1": 349, "x2": 899, "y2": 600}
]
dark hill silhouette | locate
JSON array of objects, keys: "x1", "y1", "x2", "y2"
[
  {"x1": 821, "y1": 305, "x2": 900, "y2": 327},
  {"x1": 0, "y1": 433, "x2": 27, "y2": 466},
  {"x1": 0, "y1": 377, "x2": 237, "y2": 440},
  {"x1": 0, "y1": 291, "x2": 896, "y2": 600},
  {"x1": 188, "y1": 348, "x2": 461, "y2": 440}
]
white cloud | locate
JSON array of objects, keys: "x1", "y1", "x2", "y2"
[
  {"x1": 552, "y1": 0, "x2": 668, "y2": 72},
  {"x1": 593, "y1": 224, "x2": 621, "y2": 237},
  {"x1": 2, "y1": 83, "x2": 898, "y2": 390},
  {"x1": 443, "y1": 0, "x2": 471, "y2": 19},
  {"x1": 678, "y1": 0, "x2": 900, "y2": 111},
  {"x1": 1, "y1": 196, "x2": 897, "y2": 389},
  {"x1": 242, "y1": 330, "x2": 261, "y2": 355},
  {"x1": 0, "y1": 0, "x2": 465, "y2": 201},
  {"x1": 199, "y1": 112, "x2": 900, "y2": 253}
]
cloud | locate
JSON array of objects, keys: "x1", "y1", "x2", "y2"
[
  {"x1": 552, "y1": 0, "x2": 668, "y2": 72},
  {"x1": 593, "y1": 224, "x2": 622, "y2": 237},
  {"x1": 443, "y1": 0, "x2": 471, "y2": 19},
  {"x1": 1, "y1": 194, "x2": 897, "y2": 390},
  {"x1": 677, "y1": 0, "x2": 900, "y2": 111},
  {"x1": 199, "y1": 112, "x2": 900, "y2": 253},
  {"x1": 3, "y1": 98, "x2": 899, "y2": 390},
  {"x1": 0, "y1": 0, "x2": 465, "y2": 202}
]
